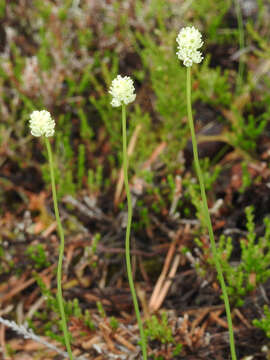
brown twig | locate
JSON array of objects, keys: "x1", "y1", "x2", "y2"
[
  {"x1": 149, "y1": 226, "x2": 188, "y2": 313},
  {"x1": 148, "y1": 240, "x2": 177, "y2": 312}
]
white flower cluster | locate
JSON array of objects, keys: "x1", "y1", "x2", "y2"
[
  {"x1": 109, "y1": 75, "x2": 136, "y2": 107},
  {"x1": 176, "y1": 26, "x2": 203, "y2": 67},
  {"x1": 29, "y1": 110, "x2": 55, "y2": 137}
]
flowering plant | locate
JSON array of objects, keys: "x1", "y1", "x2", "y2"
[
  {"x1": 29, "y1": 110, "x2": 73, "y2": 360},
  {"x1": 109, "y1": 75, "x2": 147, "y2": 360},
  {"x1": 176, "y1": 26, "x2": 236, "y2": 360}
]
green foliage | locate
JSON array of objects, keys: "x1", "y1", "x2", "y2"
[
  {"x1": 229, "y1": 107, "x2": 268, "y2": 153},
  {"x1": 78, "y1": 107, "x2": 94, "y2": 140},
  {"x1": 25, "y1": 244, "x2": 50, "y2": 269},
  {"x1": 66, "y1": 298, "x2": 82, "y2": 318},
  {"x1": 183, "y1": 158, "x2": 221, "y2": 227},
  {"x1": 90, "y1": 63, "x2": 157, "y2": 182},
  {"x1": 207, "y1": 207, "x2": 270, "y2": 306},
  {"x1": 33, "y1": 0, "x2": 53, "y2": 21},
  {"x1": 2, "y1": 2, "x2": 270, "y2": 354},
  {"x1": 109, "y1": 316, "x2": 119, "y2": 331},
  {"x1": 96, "y1": 301, "x2": 106, "y2": 318},
  {"x1": 128, "y1": 106, "x2": 157, "y2": 173},
  {"x1": 173, "y1": 343, "x2": 183, "y2": 356},
  {"x1": 30, "y1": 275, "x2": 67, "y2": 345},
  {"x1": 145, "y1": 312, "x2": 174, "y2": 344},
  {"x1": 239, "y1": 161, "x2": 252, "y2": 193},
  {"x1": 197, "y1": 57, "x2": 233, "y2": 106},
  {"x1": 247, "y1": 21, "x2": 270, "y2": 58},
  {"x1": 253, "y1": 305, "x2": 270, "y2": 338},
  {"x1": 89, "y1": 54, "x2": 121, "y2": 149},
  {"x1": 166, "y1": 174, "x2": 176, "y2": 201},
  {"x1": 134, "y1": 29, "x2": 190, "y2": 165},
  {"x1": 37, "y1": 27, "x2": 53, "y2": 71},
  {"x1": 0, "y1": 245, "x2": 3, "y2": 258},
  {"x1": 200, "y1": 158, "x2": 222, "y2": 191},
  {"x1": 77, "y1": 143, "x2": 86, "y2": 189},
  {"x1": 9, "y1": 43, "x2": 25, "y2": 83},
  {"x1": 191, "y1": 0, "x2": 233, "y2": 43},
  {"x1": 145, "y1": 311, "x2": 182, "y2": 356},
  {"x1": 29, "y1": 275, "x2": 96, "y2": 343},
  {"x1": 84, "y1": 310, "x2": 96, "y2": 331},
  {"x1": 134, "y1": 199, "x2": 150, "y2": 231},
  {"x1": 5, "y1": 344, "x2": 16, "y2": 357},
  {"x1": 82, "y1": 232, "x2": 101, "y2": 268},
  {"x1": 0, "y1": 0, "x2": 5, "y2": 18},
  {"x1": 87, "y1": 165, "x2": 104, "y2": 196}
]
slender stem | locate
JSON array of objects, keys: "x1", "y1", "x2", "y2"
[
  {"x1": 45, "y1": 138, "x2": 74, "y2": 360},
  {"x1": 121, "y1": 105, "x2": 147, "y2": 360},
  {"x1": 186, "y1": 68, "x2": 237, "y2": 360},
  {"x1": 234, "y1": 0, "x2": 244, "y2": 93}
]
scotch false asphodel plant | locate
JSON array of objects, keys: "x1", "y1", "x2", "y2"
[
  {"x1": 109, "y1": 74, "x2": 147, "y2": 360},
  {"x1": 176, "y1": 26, "x2": 237, "y2": 360},
  {"x1": 29, "y1": 110, "x2": 73, "y2": 360}
]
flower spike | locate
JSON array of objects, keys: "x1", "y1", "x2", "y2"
[
  {"x1": 176, "y1": 26, "x2": 203, "y2": 67},
  {"x1": 109, "y1": 75, "x2": 136, "y2": 107},
  {"x1": 29, "y1": 110, "x2": 55, "y2": 137}
]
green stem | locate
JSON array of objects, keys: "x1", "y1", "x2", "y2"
[
  {"x1": 186, "y1": 67, "x2": 237, "y2": 360},
  {"x1": 121, "y1": 105, "x2": 147, "y2": 360},
  {"x1": 45, "y1": 138, "x2": 74, "y2": 360}
]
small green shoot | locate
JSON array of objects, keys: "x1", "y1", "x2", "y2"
[
  {"x1": 109, "y1": 316, "x2": 119, "y2": 331},
  {"x1": 26, "y1": 244, "x2": 50, "y2": 269},
  {"x1": 253, "y1": 305, "x2": 270, "y2": 338},
  {"x1": 145, "y1": 312, "x2": 174, "y2": 344},
  {"x1": 96, "y1": 301, "x2": 106, "y2": 318}
]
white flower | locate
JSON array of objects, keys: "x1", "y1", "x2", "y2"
[
  {"x1": 109, "y1": 75, "x2": 136, "y2": 107},
  {"x1": 176, "y1": 26, "x2": 203, "y2": 67},
  {"x1": 29, "y1": 110, "x2": 55, "y2": 137}
]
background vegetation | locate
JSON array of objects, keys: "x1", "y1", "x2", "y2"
[{"x1": 1, "y1": 0, "x2": 270, "y2": 359}]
